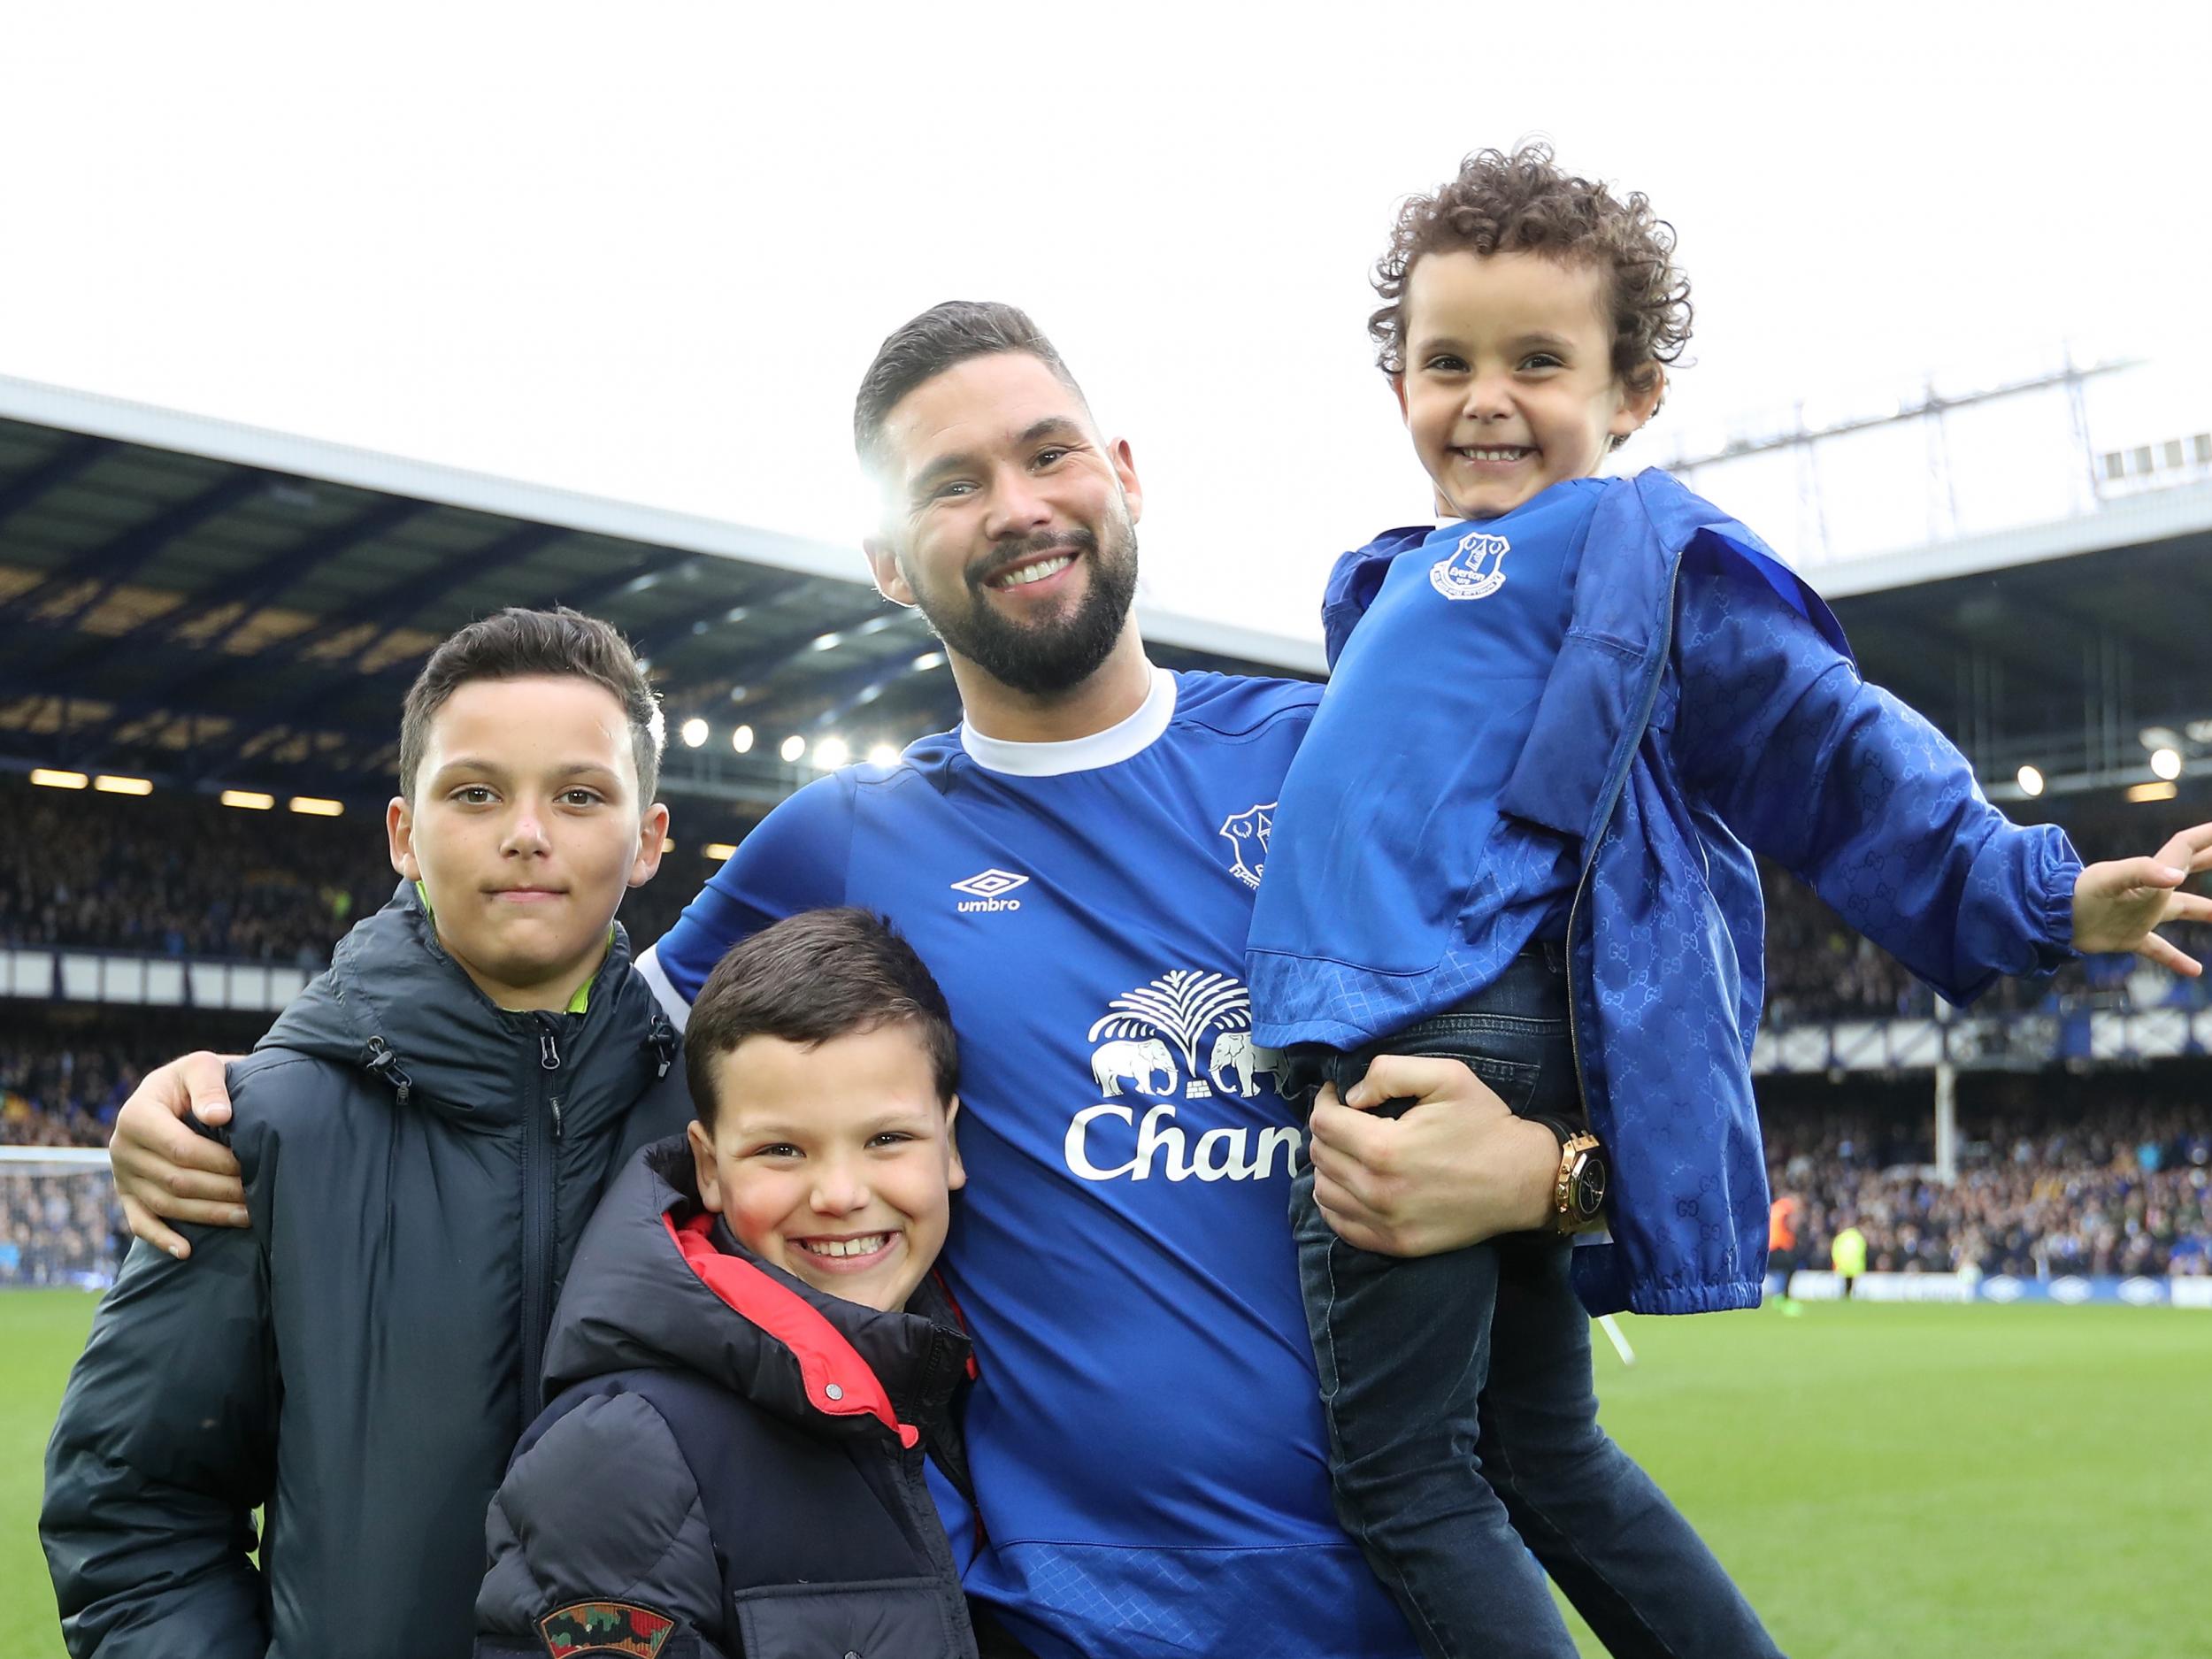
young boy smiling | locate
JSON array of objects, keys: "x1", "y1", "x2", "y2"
[
  {"x1": 474, "y1": 909, "x2": 986, "y2": 1659},
  {"x1": 44, "y1": 607, "x2": 692, "y2": 1659},
  {"x1": 1247, "y1": 145, "x2": 2212, "y2": 1659}
]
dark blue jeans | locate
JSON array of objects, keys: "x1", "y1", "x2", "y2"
[{"x1": 1283, "y1": 949, "x2": 1782, "y2": 1659}]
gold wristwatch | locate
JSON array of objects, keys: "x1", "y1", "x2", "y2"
[{"x1": 1531, "y1": 1118, "x2": 1608, "y2": 1236}]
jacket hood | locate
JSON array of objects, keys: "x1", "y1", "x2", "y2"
[
  {"x1": 257, "y1": 880, "x2": 679, "y2": 1129},
  {"x1": 543, "y1": 1137, "x2": 972, "y2": 1449}
]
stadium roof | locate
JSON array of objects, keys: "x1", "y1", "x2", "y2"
[
  {"x1": 0, "y1": 373, "x2": 1325, "y2": 812},
  {"x1": 4, "y1": 371, "x2": 2208, "y2": 816},
  {"x1": 1814, "y1": 478, "x2": 2212, "y2": 800}
]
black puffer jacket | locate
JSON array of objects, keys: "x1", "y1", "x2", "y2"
[
  {"x1": 42, "y1": 883, "x2": 689, "y2": 1658},
  {"x1": 474, "y1": 1138, "x2": 987, "y2": 1659}
]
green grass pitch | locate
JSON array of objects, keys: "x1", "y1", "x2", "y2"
[{"x1": 6, "y1": 1291, "x2": 2208, "y2": 1656}]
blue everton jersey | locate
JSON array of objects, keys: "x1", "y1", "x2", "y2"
[
  {"x1": 1248, "y1": 480, "x2": 1606, "y2": 1050},
  {"x1": 646, "y1": 669, "x2": 1418, "y2": 1659}
]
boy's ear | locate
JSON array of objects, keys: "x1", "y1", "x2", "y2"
[
  {"x1": 686, "y1": 1118, "x2": 726, "y2": 1215},
  {"x1": 1611, "y1": 367, "x2": 1665, "y2": 441},
  {"x1": 1391, "y1": 373, "x2": 1411, "y2": 426},
  {"x1": 864, "y1": 536, "x2": 917, "y2": 608},
  {"x1": 386, "y1": 796, "x2": 419, "y2": 880},
  {"x1": 629, "y1": 802, "x2": 672, "y2": 888},
  {"x1": 943, "y1": 1094, "x2": 966, "y2": 1193}
]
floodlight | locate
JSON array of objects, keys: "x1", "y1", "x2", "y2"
[
  {"x1": 680, "y1": 718, "x2": 709, "y2": 749},
  {"x1": 2016, "y1": 766, "x2": 2045, "y2": 797},
  {"x1": 731, "y1": 725, "x2": 755, "y2": 754},
  {"x1": 780, "y1": 734, "x2": 806, "y2": 763},
  {"x1": 2150, "y1": 748, "x2": 2183, "y2": 781}
]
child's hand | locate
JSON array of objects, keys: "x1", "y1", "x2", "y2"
[
  {"x1": 1306, "y1": 1055, "x2": 1558, "y2": 1256},
  {"x1": 2070, "y1": 822, "x2": 2212, "y2": 974}
]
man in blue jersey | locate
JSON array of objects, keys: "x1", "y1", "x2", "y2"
[{"x1": 108, "y1": 302, "x2": 1564, "y2": 1659}]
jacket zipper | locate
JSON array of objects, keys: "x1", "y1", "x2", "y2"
[
  {"x1": 518, "y1": 1019, "x2": 562, "y2": 1429},
  {"x1": 1563, "y1": 557, "x2": 1683, "y2": 1139},
  {"x1": 900, "y1": 1361, "x2": 980, "y2": 1655}
]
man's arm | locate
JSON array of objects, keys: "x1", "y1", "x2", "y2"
[
  {"x1": 42, "y1": 1224, "x2": 276, "y2": 1656},
  {"x1": 638, "y1": 770, "x2": 855, "y2": 1018}
]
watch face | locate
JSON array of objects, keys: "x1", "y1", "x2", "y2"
[{"x1": 1571, "y1": 1156, "x2": 1608, "y2": 1219}]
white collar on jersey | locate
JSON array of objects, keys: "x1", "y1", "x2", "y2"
[{"x1": 958, "y1": 664, "x2": 1178, "y2": 777}]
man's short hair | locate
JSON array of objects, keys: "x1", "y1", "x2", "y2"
[
  {"x1": 1369, "y1": 142, "x2": 1694, "y2": 421},
  {"x1": 396, "y1": 606, "x2": 665, "y2": 803},
  {"x1": 852, "y1": 300, "x2": 1087, "y2": 476},
  {"x1": 685, "y1": 908, "x2": 960, "y2": 1130}
]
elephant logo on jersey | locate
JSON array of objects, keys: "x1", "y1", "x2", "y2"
[
  {"x1": 1205, "y1": 1029, "x2": 1279, "y2": 1099},
  {"x1": 1087, "y1": 971, "x2": 1253, "y2": 1101},
  {"x1": 1091, "y1": 1037, "x2": 1177, "y2": 1096},
  {"x1": 1218, "y1": 802, "x2": 1274, "y2": 889},
  {"x1": 1069, "y1": 970, "x2": 1302, "y2": 1184},
  {"x1": 1430, "y1": 530, "x2": 1510, "y2": 601}
]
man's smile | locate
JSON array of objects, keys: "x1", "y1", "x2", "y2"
[{"x1": 987, "y1": 551, "x2": 1077, "y2": 591}]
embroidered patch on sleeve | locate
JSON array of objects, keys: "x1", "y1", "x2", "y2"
[{"x1": 538, "y1": 1600, "x2": 677, "y2": 1658}]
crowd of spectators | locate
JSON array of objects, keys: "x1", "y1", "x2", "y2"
[
  {"x1": 0, "y1": 780, "x2": 385, "y2": 963},
  {"x1": 0, "y1": 1037, "x2": 139, "y2": 1148},
  {"x1": 2, "y1": 1036, "x2": 134, "y2": 1286},
  {"x1": 1761, "y1": 862, "x2": 2212, "y2": 1025},
  {"x1": 1765, "y1": 1089, "x2": 2212, "y2": 1279},
  {"x1": 1, "y1": 1018, "x2": 266, "y2": 1286},
  {"x1": 0, "y1": 775, "x2": 731, "y2": 964},
  {"x1": 10, "y1": 774, "x2": 2204, "y2": 1025}
]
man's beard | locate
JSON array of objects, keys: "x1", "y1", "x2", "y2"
[{"x1": 908, "y1": 511, "x2": 1140, "y2": 699}]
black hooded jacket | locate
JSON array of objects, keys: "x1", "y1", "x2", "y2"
[
  {"x1": 473, "y1": 1138, "x2": 987, "y2": 1659},
  {"x1": 42, "y1": 883, "x2": 691, "y2": 1659}
]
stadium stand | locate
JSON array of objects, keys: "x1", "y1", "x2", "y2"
[
  {"x1": 0, "y1": 770, "x2": 734, "y2": 963},
  {"x1": 4, "y1": 371, "x2": 2211, "y2": 1304},
  {"x1": 1763, "y1": 1079, "x2": 2212, "y2": 1279}
]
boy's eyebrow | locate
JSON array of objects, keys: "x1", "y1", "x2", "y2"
[
  {"x1": 909, "y1": 417, "x2": 1087, "y2": 498},
  {"x1": 1410, "y1": 329, "x2": 1583, "y2": 354},
  {"x1": 428, "y1": 758, "x2": 623, "y2": 782},
  {"x1": 730, "y1": 1102, "x2": 941, "y2": 1142}
]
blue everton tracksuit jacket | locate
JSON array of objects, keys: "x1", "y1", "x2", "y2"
[{"x1": 1250, "y1": 469, "x2": 2082, "y2": 1317}]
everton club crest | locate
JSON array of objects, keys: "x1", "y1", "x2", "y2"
[
  {"x1": 1218, "y1": 801, "x2": 1274, "y2": 889},
  {"x1": 1429, "y1": 530, "x2": 1510, "y2": 601}
]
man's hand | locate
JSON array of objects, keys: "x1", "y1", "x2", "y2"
[
  {"x1": 2071, "y1": 822, "x2": 2212, "y2": 975},
  {"x1": 1306, "y1": 1055, "x2": 1559, "y2": 1256},
  {"x1": 109, "y1": 1052, "x2": 248, "y2": 1259}
]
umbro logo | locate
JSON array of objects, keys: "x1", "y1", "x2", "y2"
[{"x1": 951, "y1": 868, "x2": 1029, "y2": 913}]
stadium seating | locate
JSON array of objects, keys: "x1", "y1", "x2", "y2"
[
  {"x1": 1764, "y1": 1094, "x2": 2212, "y2": 1279},
  {"x1": 0, "y1": 773, "x2": 713, "y2": 963}
]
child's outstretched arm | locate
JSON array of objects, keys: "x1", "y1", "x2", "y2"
[
  {"x1": 1672, "y1": 555, "x2": 2084, "y2": 1005},
  {"x1": 2070, "y1": 824, "x2": 2212, "y2": 974}
]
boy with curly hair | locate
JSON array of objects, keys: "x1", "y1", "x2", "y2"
[{"x1": 1246, "y1": 144, "x2": 2212, "y2": 1658}]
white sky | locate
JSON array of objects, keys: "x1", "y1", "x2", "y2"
[{"x1": 3, "y1": 2, "x2": 2207, "y2": 638}]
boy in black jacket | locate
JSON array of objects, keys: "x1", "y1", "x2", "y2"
[
  {"x1": 474, "y1": 908, "x2": 987, "y2": 1659},
  {"x1": 43, "y1": 608, "x2": 690, "y2": 1658}
]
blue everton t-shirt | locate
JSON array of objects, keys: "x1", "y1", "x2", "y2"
[
  {"x1": 1248, "y1": 479, "x2": 1607, "y2": 1050},
  {"x1": 645, "y1": 669, "x2": 1418, "y2": 1659}
]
